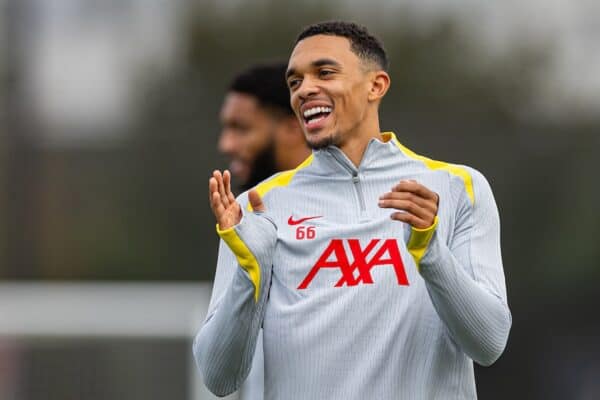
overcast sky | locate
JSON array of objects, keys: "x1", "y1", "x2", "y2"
[
  {"x1": 422, "y1": 0, "x2": 600, "y2": 118},
  {"x1": 4, "y1": 0, "x2": 598, "y2": 142}
]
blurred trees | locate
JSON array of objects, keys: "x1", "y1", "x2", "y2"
[
  {"x1": 2, "y1": 2, "x2": 600, "y2": 398},
  {"x1": 2, "y1": 2, "x2": 598, "y2": 288}
]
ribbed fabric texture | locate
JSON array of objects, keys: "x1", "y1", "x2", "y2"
[
  {"x1": 194, "y1": 133, "x2": 511, "y2": 400},
  {"x1": 193, "y1": 213, "x2": 276, "y2": 396}
]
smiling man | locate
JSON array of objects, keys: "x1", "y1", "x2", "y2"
[{"x1": 195, "y1": 21, "x2": 511, "y2": 400}]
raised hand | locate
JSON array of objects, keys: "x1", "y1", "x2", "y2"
[
  {"x1": 378, "y1": 180, "x2": 439, "y2": 229},
  {"x1": 209, "y1": 170, "x2": 266, "y2": 230},
  {"x1": 209, "y1": 170, "x2": 240, "y2": 230}
]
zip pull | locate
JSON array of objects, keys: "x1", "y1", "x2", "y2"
[{"x1": 351, "y1": 172, "x2": 366, "y2": 213}]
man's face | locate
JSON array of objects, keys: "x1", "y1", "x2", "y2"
[
  {"x1": 218, "y1": 92, "x2": 274, "y2": 185},
  {"x1": 286, "y1": 35, "x2": 372, "y2": 149}
]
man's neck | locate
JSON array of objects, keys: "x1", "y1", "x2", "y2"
[
  {"x1": 277, "y1": 144, "x2": 311, "y2": 171},
  {"x1": 338, "y1": 120, "x2": 382, "y2": 167}
]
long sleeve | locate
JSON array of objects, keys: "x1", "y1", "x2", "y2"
[
  {"x1": 409, "y1": 169, "x2": 512, "y2": 366},
  {"x1": 193, "y1": 210, "x2": 277, "y2": 396}
]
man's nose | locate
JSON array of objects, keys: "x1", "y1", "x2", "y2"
[
  {"x1": 218, "y1": 131, "x2": 237, "y2": 155},
  {"x1": 297, "y1": 76, "x2": 320, "y2": 101}
]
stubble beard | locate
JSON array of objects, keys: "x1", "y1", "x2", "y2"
[{"x1": 304, "y1": 130, "x2": 341, "y2": 150}]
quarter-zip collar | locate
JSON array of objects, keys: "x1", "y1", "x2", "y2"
[
  {"x1": 311, "y1": 132, "x2": 400, "y2": 221},
  {"x1": 313, "y1": 131, "x2": 400, "y2": 176},
  {"x1": 326, "y1": 146, "x2": 357, "y2": 175}
]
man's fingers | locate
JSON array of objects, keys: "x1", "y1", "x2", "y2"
[
  {"x1": 213, "y1": 170, "x2": 230, "y2": 208},
  {"x1": 209, "y1": 174, "x2": 228, "y2": 216},
  {"x1": 390, "y1": 211, "x2": 430, "y2": 229},
  {"x1": 382, "y1": 180, "x2": 438, "y2": 228},
  {"x1": 223, "y1": 170, "x2": 231, "y2": 193},
  {"x1": 379, "y1": 198, "x2": 432, "y2": 218},
  {"x1": 248, "y1": 189, "x2": 266, "y2": 212},
  {"x1": 210, "y1": 190, "x2": 225, "y2": 217},
  {"x1": 208, "y1": 170, "x2": 243, "y2": 229},
  {"x1": 379, "y1": 191, "x2": 437, "y2": 214},
  {"x1": 392, "y1": 180, "x2": 438, "y2": 202},
  {"x1": 223, "y1": 170, "x2": 236, "y2": 204},
  {"x1": 380, "y1": 198, "x2": 435, "y2": 224},
  {"x1": 208, "y1": 177, "x2": 218, "y2": 203}
]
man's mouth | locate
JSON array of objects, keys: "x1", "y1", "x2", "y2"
[
  {"x1": 302, "y1": 106, "x2": 332, "y2": 131},
  {"x1": 228, "y1": 159, "x2": 248, "y2": 180}
]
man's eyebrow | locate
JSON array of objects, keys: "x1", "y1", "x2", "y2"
[
  {"x1": 286, "y1": 58, "x2": 341, "y2": 79},
  {"x1": 312, "y1": 58, "x2": 341, "y2": 68}
]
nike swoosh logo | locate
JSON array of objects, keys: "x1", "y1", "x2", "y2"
[{"x1": 288, "y1": 215, "x2": 323, "y2": 225}]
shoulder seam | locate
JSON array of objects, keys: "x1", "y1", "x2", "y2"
[{"x1": 246, "y1": 154, "x2": 314, "y2": 211}]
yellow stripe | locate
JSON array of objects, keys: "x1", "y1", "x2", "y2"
[
  {"x1": 247, "y1": 154, "x2": 314, "y2": 211},
  {"x1": 216, "y1": 224, "x2": 262, "y2": 302},
  {"x1": 383, "y1": 132, "x2": 474, "y2": 204},
  {"x1": 219, "y1": 154, "x2": 313, "y2": 301},
  {"x1": 407, "y1": 216, "x2": 438, "y2": 269}
]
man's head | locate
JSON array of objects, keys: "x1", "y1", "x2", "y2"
[
  {"x1": 286, "y1": 21, "x2": 391, "y2": 150},
  {"x1": 219, "y1": 62, "x2": 306, "y2": 189}
]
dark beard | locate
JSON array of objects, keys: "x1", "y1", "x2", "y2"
[{"x1": 241, "y1": 140, "x2": 278, "y2": 191}]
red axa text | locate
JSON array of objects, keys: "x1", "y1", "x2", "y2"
[{"x1": 297, "y1": 239, "x2": 409, "y2": 289}]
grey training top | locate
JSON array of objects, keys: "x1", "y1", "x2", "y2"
[{"x1": 194, "y1": 132, "x2": 511, "y2": 400}]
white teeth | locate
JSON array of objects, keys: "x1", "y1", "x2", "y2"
[{"x1": 303, "y1": 106, "x2": 332, "y2": 118}]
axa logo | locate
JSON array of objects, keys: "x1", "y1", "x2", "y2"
[{"x1": 297, "y1": 239, "x2": 409, "y2": 289}]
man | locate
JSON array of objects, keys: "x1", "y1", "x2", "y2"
[
  {"x1": 217, "y1": 62, "x2": 310, "y2": 399},
  {"x1": 195, "y1": 21, "x2": 511, "y2": 399},
  {"x1": 219, "y1": 63, "x2": 310, "y2": 191}
]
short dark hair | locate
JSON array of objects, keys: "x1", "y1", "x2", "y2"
[
  {"x1": 296, "y1": 21, "x2": 388, "y2": 71},
  {"x1": 228, "y1": 62, "x2": 293, "y2": 116}
]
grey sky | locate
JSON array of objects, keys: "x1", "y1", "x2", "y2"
[{"x1": 6, "y1": 0, "x2": 599, "y2": 142}]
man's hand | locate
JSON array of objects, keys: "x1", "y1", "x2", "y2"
[
  {"x1": 209, "y1": 170, "x2": 265, "y2": 230},
  {"x1": 378, "y1": 180, "x2": 439, "y2": 229}
]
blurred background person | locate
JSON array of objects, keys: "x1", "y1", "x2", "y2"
[
  {"x1": 216, "y1": 61, "x2": 310, "y2": 399},
  {"x1": 218, "y1": 63, "x2": 310, "y2": 191}
]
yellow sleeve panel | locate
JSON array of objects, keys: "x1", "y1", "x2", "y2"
[
  {"x1": 407, "y1": 216, "x2": 439, "y2": 270},
  {"x1": 216, "y1": 224, "x2": 261, "y2": 303},
  {"x1": 383, "y1": 132, "x2": 475, "y2": 205}
]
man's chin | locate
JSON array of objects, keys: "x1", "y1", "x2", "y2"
[
  {"x1": 228, "y1": 159, "x2": 250, "y2": 182},
  {"x1": 305, "y1": 132, "x2": 336, "y2": 150},
  {"x1": 229, "y1": 169, "x2": 250, "y2": 186},
  {"x1": 242, "y1": 142, "x2": 278, "y2": 190}
]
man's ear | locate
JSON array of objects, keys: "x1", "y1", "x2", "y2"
[{"x1": 368, "y1": 70, "x2": 391, "y2": 102}]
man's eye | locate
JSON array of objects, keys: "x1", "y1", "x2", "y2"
[
  {"x1": 228, "y1": 122, "x2": 250, "y2": 133},
  {"x1": 319, "y1": 70, "x2": 334, "y2": 77},
  {"x1": 288, "y1": 79, "x2": 301, "y2": 89}
]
